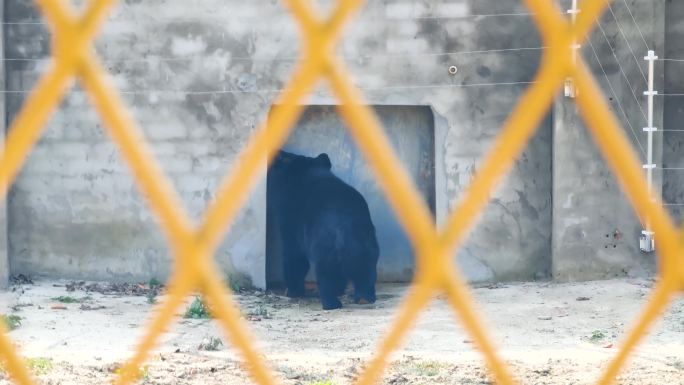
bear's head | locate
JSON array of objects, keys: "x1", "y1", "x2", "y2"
[{"x1": 269, "y1": 151, "x2": 331, "y2": 181}]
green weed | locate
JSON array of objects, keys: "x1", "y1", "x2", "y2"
[
  {"x1": 589, "y1": 330, "x2": 606, "y2": 342},
  {"x1": 146, "y1": 278, "x2": 162, "y2": 305},
  {"x1": 1, "y1": 314, "x2": 22, "y2": 331},
  {"x1": 51, "y1": 295, "x2": 90, "y2": 304},
  {"x1": 198, "y1": 336, "x2": 223, "y2": 351},
  {"x1": 25, "y1": 358, "x2": 53, "y2": 375},
  {"x1": 249, "y1": 304, "x2": 272, "y2": 319},
  {"x1": 183, "y1": 296, "x2": 211, "y2": 319},
  {"x1": 146, "y1": 291, "x2": 157, "y2": 304},
  {"x1": 412, "y1": 360, "x2": 446, "y2": 377}
]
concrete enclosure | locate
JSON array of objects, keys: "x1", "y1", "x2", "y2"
[{"x1": 0, "y1": 0, "x2": 680, "y2": 288}]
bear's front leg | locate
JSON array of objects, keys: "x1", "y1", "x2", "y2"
[{"x1": 316, "y1": 264, "x2": 343, "y2": 310}]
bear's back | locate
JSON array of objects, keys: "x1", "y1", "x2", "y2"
[{"x1": 302, "y1": 169, "x2": 373, "y2": 222}]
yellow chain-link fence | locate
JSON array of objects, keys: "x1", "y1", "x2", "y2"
[{"x1": 0, "y1": 0, "x2": 682, "y2": 384}]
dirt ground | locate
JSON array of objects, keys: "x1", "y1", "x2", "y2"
[{"x1": 0, "y1": 277, "x2": 683, "y2": 384}]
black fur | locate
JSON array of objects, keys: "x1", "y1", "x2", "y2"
[{"x1": 267, "y1": 151, "x2": 379, "y2": 310}]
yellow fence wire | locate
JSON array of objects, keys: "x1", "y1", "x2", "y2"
[{"x1": 0, "y1": 0, "x2": 682, "y2": 384}]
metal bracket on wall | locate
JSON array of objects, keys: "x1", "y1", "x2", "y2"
[{"x1": 640, "y1": 230, "x2": 655, "y2": 253}]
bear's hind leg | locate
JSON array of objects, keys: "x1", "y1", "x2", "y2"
[
  {"x1": 350, "y1": 266, "x2": 377, "y2": 305},
  {"x1": 283, "y1": 253, "x2": 309, "y2": 298},
  {"x1": 333, "y1": 272, "x2": 348, "y2": 297}
]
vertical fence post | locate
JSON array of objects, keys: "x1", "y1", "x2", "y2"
[
  {"x1": 565, "y1": 0, "x2": 580, "y2": 98},
  {"x1": 640, "y1": 50, "x2": 658, "y2": 253},
  {"x1": 0, "y1": 0, "x2": 7, "y2": 288}
]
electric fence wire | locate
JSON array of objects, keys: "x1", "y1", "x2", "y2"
[
  {"x1": 0, "y1": 80, "x2": 538, "y2": 95},
  {"x1": 1, "y1": 46, "x2": 546, "y2": 64},
  {"x1": 2, "y1": 45, "x2": 546, "y2": 95},
  {"x1": 0, "y1": 11, "x2": 536, "y2": 26},
  {"x1": 587, "y1": 30, "x2": 646, "y2": 156},
  {"x1": 621, "y1": 0, "x2": 651, "y2": 51},
  {"x1": 607, "y1": 2, "x2": 648, "y2": 84},
  {"x1": 596, "y1": 17, "x2": 648, "y2": 122}
]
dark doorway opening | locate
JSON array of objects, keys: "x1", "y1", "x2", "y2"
[{"x1": 266, "y1": 105, "x2": 436, "y2": 289}]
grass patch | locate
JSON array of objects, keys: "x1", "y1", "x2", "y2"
[
  {"x1": 52, "y1": 296, "x2": 79, "y2": 304},
  {"x1": 141, "y1": 366, "x2": 150, "y2": 380},
  {"x1": 412, "y1": 360, "x2": 446, "y2": 377},
  {"x1": 146, "y1": 278, "x2": 162, "y2": 305},
  {"x1": 1, "y1": 314, "x2": 22, "y2": 331},
  {"x1": 184, "y1": 296, "x2": 211, "y2": 319},
  {"x1": 51, "y1": 295, "x2": 90, "y2": 304},
  {"x1": 589, "y1": 330, "x2": 606, "y2": 342},
  {"x1": 26, "y1": 358, "x2": 53, "y2": 375},
  {"x1": 248, "y1": 304, "x2": 272, "y2": 319},
  {"x1": 198, "y1": 336, "x2": 223, "y2": 351}
]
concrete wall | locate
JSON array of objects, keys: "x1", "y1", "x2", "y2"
[
  {"x1": 3, "y1": 0, "x2": 554, "y2": 287},
  {"x1": 6, "y1": 0, "x2": 673, "y2": 286},
  {"x1": 552, "y1": 0, "x2": 664, "y2": 280},
  {"x1": 5, "y1": 0, "x2": 269, "y2": 287}
]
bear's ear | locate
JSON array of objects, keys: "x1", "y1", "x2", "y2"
[
  {"x1": 315, "y1": 153, "x2": 332, "y2": 170},
  {"x1": 276, "y1": 151, "x2": 292, "y2": 164}
]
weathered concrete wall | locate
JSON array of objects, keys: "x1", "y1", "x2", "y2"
[
  {"x1": 552, "y1": 0, "x2": 664, "y2": 280},
  {"x1": 663, "y1": 1, "x2": 684, "y2": 224},
  {"x1": 5, "y1": 0, "x2": 269, "y2": 287},
  {"x1": 3, "y1": 0, "x2": 553, "y2": 286}
]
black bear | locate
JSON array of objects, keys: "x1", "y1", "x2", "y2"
[{"x1": 267, "y1": 150, "x2": 379, "y2": 310}]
